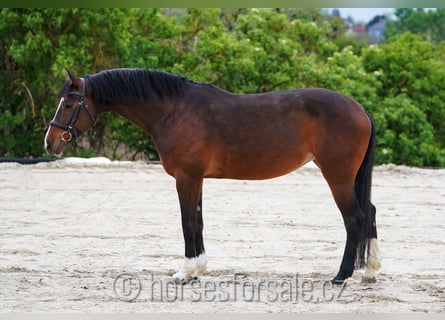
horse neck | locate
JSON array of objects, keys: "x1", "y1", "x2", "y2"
[{"x1": 105, "y1": 99, "x2": 174, "y2": 138}]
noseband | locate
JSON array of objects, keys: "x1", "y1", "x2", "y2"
[{"x1": 50, "y1": 77, "x2": 96, "y2": 142}]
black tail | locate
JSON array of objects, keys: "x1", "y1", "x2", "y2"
[{"x1": 354, "y1": 115, "x2": 376, "y2": 269}]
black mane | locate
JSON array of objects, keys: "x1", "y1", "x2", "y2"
[{"x1": 87, "y1": 68, "x2": 190, "y2": 106}]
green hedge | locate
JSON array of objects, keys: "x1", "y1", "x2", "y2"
[{"x1": 1, "y1": 8, "x2": 444, "y2": 166}]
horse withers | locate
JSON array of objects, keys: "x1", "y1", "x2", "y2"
[{"x1": 44, "y1": 68, "x2": 381, "y2": 284}]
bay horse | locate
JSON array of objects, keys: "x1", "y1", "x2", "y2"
[{"x1": 44, "y1": 68, "x2": 381, "y2": 284}]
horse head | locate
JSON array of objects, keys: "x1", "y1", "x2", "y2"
[{"x1": 44, "y1": 70, "x2": 96, "y2": 155}]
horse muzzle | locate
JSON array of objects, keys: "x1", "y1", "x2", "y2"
[
  {"x1": 44, "y1": 128, "x2": 72, "y2": 156},
  {"x1": 44, "y1": 138, "x2": 63, "y2": 156}
]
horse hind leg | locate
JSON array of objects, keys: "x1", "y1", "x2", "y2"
[
  {"x1": 313, "y1": 157, "x2": 363, "y2": 283},
  {"x1": 315, "y1": 161, "x2": 379, "y2": 284},
  {"x1": 328, "y1": 181, "x2": 365, "y2": 284}
]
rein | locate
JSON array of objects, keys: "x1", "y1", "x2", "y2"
[{"x1": 50, "y1": 77, "x2": 96, "y2": 142}]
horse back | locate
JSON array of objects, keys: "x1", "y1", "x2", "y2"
[{"x1": 159, "y1": 87, "x2": 372, "y2": 180}]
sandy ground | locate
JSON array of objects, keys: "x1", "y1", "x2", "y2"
[{"x1": 0, "y1": 159, "x2": 444, "y2": 312}]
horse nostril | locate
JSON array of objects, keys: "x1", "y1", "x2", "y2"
[{"x1": 45, "y1": 140, "x2": 51, "y2": 153}]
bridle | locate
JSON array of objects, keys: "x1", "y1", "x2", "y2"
[{"x1": 49, "y1": 77, "x2": 96, "y2": 142}]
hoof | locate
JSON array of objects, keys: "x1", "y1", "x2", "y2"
[
  {"x1": 172, "y1": 272, "x2": 189, "y2": 285},
  {"x1": 172, "y1": 272, "x2": 201, "y2": 285},
  {"x1": 361, "y1": 275, "x2": 377, "y2": 283},
  {"x1": 332, "y1": 269, "x2": 352, "y2": 285},
  {"x1": 331, "y1": 277, "x2": 345, "y2": 285},
  {"x1": 173, "y1": 277, "x2": 188, "y2": 285},
  {"x1": 331, "y1": 272, "x2": 350, "y2": 285},
  {"x1": 173, "y1": 253, "x2": 207, "y2": 285},
  {"x1": 191, "y1": 275, "x2": 200, "y2": 282}
]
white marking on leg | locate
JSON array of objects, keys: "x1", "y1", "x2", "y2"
[
  {"x1": 172, "y1": 257, "x2": 196, "y2": 283},
  {"x1": 172, "y1": 253, "x2": 207, "y2": 283},
  {"x1": 194, "y1": 253, "x2": 207, "y2": 278},
  {"x1": 367, "y1": 238, "x2": 382, "y2": 271},
  {"x1": 362, "y1": 238, "x2": 382, "y2": 283}
]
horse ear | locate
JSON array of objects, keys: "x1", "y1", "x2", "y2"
[{"x1": 65, "y1": 68, "x2": 80, "y2": 87}]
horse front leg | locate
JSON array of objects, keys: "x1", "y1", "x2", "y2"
[
  {"x1": 195, "y1": 189, "x2": 207, "y2": 277},
  {"x1": 172, "y1": 174, "x2": 207, "y2": 284}
]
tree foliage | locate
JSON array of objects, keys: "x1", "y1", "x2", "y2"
[
  {"x1": 1, "y1": 8, "x2": 444, "y2": 166},
  {"x1": 385, "y1": 8, "x2": 445, "y2": 43},
  {"x1": 362, "y1": 33, "x2": 445, "y2": 152}
]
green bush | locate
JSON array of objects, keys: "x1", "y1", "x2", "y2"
[
  {"x1": 362, "y1": 33, "x2": 445, "y2": 150},
  {"x1": 1, "y1": 8, "x2": 444, "y2": 166},
  {"x1": 375, "y1": 95, "x2": 444, "y2": 166}
]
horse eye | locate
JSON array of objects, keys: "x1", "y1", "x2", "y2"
[{"x1": 65, "y1": 96, "x2": 77, "y2": 109}]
